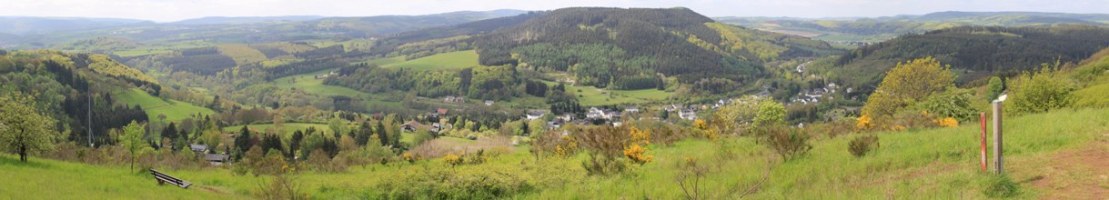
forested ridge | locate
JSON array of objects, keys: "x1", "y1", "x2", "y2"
[{"x1": 830, "y1": 25, "x2": 1109, "y2": 91}]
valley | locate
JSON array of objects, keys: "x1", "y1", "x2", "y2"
[{"x1": 0, "y1": 3, "x2": 1107, "y2": 199}]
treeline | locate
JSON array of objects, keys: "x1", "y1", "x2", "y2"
[
  {"x1": 0, "y1": 51, "x2": 151, "y2": 147},
  {"x1": 323, "y1": 64, "x2": 524, "y2": 101},
  {"x1": 262, "y1": 59, "x2": 349, "y2": 80}
]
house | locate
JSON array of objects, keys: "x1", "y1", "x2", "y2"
[
  {"x1": 204, "y1": 154, "x2": 231, "y2": 166},
  {"x1": 444, "y1": 96, "x2": 465, "y2": 104},
  {"x1": 437, "y1": 108, "x2": 449, "y2": 116},
  {"x1": 484, "y1": 100, "x2": 495, "y2": 106},
  {"x1": 557, "y1": 114, "x2": 574, "y2": 121},
  {"x1": 525, "y1": 110, "x2": 546, "y2": 120},
  {"x1": 624, "y1": 106, "x2": 640, "y2": 113},
  {"x1": 189, "y1": 144, "x2": 209, "y2": 153},
  {"x1": 547, "y1": 119, "x2": 564, "y2": 130},
  {"x1": 604, "y1": 111, "x2": 621, "y2": 120},
  {"x1": 586, "y1": 107, "x2": 605, "y2": 119},
  {"x1": 679, "y1": 109, "x2": 697, "y2": 120},
  {"x1": 431, "y1": 123, "x2": 442, "y2": 133},
  {"x1": 401, "y1": 120, "x2": 423, "y2": 132}
]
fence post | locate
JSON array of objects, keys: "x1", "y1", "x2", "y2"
[{"x1": 992, "y1": 101, "x2": 1003, "y2": 174}]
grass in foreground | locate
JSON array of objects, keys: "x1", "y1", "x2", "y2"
[
  {"x1": 0, "y1": 154, "x2": 248, "y2": 199},
  {"x1": 5, "y1": 108, "x2": 1106, "y2": 199}
]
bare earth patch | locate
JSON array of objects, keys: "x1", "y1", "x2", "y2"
[{"x1": 1014, "y1": 140, "x2": 1109, "y2": 200}]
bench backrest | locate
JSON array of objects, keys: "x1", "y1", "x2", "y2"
[{"x1": 150, "y1": 169, "x2": 183, "y2": 184}]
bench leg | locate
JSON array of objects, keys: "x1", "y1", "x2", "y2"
[{"x1": 157, "y1": 179, "x2": 164, "y2": 185}]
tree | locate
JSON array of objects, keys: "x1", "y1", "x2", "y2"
[
  {"x1": 235, "y1": 126, "x2": 253, "y2": 161},
  {"x1": 754, "y1": 100, "x2": 786, "y2": 129},
  {"x1": 121, "y1": 121, "x2": 146, "y2": 171},
  {"x1": 162, "y1": 122, "x2": 179, "y2": 150},
  {"x1": 0, "y1": 93, "x2": 61, "y2": 162},
  {"x1": 986, "y1": 76, "x2": 1005, "y2": 102},
  {"x1": 861, "y1": 57, "x2": 955, "y2": 117}
]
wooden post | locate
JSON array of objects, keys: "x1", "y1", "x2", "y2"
[
  {"x1": 992, "y1": 101, "x2": 1003, "y2": 174},
  {"x1": 979, "y1": 112, "x2": 987, "y2": 172}
]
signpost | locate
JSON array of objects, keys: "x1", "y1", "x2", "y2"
[{"x1": 992, "y1": 94, "x2": 1007, "y2": 174}]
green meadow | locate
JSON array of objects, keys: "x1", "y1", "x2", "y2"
[
  {"x1": 114, "y1": 88, "x2": 216, "y2": 122},
  {"x1": 4, "y1": 107, "x2": 1104, "y2": 199}
]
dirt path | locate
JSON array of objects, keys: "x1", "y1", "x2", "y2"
[{"x1": 1018, "y1": 139, "x2": 1109, "y2": 200}]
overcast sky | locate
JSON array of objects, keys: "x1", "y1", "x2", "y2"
[{"x1": 3, "y1": 0, "x2": 1107, "y2": 22}]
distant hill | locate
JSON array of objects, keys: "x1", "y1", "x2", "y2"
[
  {"x1": 715, "y1": 11, "x2": 1109, "y2": 46},
  {"x1": 169, "y1": 16, "x2": 325, "y2": 25},
  {"x1": 0, "y1": 17, "x2": 152, "y2": 35},
  {"x1": 827, "y1": 25, "x2": 1109, "y2": 91},
  {"x1": 376, "y1": 7, "x2": 839, "y2": 90}
]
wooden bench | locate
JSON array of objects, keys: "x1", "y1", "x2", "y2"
[{"x1": 149, "y1": 169, "x2": 192, "y2": 189}]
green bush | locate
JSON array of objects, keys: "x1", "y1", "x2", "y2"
[
  {"x1": 375, "y1": 169, "x2": 533, "y2": 199},
  {"x1": 848, "y1": 135, "x2": 879, "y2": 157},
  {"x1": 916, "y1": 89, "x2": 978, "y2": 122},
  {"x1": 982, "y1": 175, "x2": 1019, "y2": 198},
  {"x1": 1009, "y1": 66, "x2": 1075, "y2": 114},
  {"x1": 759, "y1": 125, "x2": 812, "y2": 161}
]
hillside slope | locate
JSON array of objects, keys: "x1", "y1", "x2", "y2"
[{"x1": 828, "y1": 25, "x2": 1109, "y2": 90}]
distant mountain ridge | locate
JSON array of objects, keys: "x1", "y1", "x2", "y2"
[{"x1": 0, "y1": 16, "x2": 153, "y2": 35}]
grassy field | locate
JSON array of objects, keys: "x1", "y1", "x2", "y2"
[
  {"x1": 9, "y1": 107, "x2": 1103, "y2": 199},
  {"x1": 114, "y1": 88, "x2": 216, "y2": 122},
  {"x1": 0, "y1": 154, "x2": 249, "y2": 199},
  {"x1": 541, "y1": 80, "x2": 674, "y2": 106},
  {"x1": 382, "y1": 50, "x2": 482, "y2": 70},
  {"x1": 271, "y1": 68, "x2": 404, "y2": 109}
]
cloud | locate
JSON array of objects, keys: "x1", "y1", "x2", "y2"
[{"x1": 0, "y1": 0, "x2": 1103, "y2": 22}]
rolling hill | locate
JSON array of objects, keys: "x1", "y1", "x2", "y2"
[
  {"x1": 716, "y1": 11, "x2": 1109, "y2": 46},
  {"x1": 824, "y1": 25, "x2": 1109, "y2": 91}
]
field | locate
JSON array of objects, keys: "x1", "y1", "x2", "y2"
[
  {"x1": 5, "y1": 106, "x2": 1104, "y2": 199},
  {"x1": 222, "y1": 123, "x2": 332, "y2": 136},
  {"x1": 0, "y1": 154, "x2": 249, "y2": 199},
  {"x1": 382, "y1": 50, "x2": 483, "y2": 70},
  {"x1": 114, "y1": 88, "x2": 216, "y2": 122},
  {"x1": 271, "y1": 68, "x2": 404, "y2": 109},
  {"x1": 542, "y1": 80, "x2": 674, "y2": 106}
]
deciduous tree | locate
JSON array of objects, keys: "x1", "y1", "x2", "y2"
[{"x1": 0, "y1": 93, "x2": 61, "y2": 162}]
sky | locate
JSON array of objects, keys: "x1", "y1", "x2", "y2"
[{"x1": 2, "y1": 0, "x2": 1106, "y2": 22}]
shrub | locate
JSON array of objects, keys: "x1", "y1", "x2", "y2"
[
  {"x1": 982, "y1": 175, "x2": 1019, "y2": 198},
  {"x1": 623, "y1": 144, "x2": 652, "y2": 165},
  {"x1": 759, "y1": 125, "x2": 812, "y2": 161},
  {"x1": 848, "y1": 135, "x2": 879, "y2": 157},
  {"x1": 375, "y1": 168, "x2": 533, "y2": 199},
  {"x1": 1009, "y1": 66, "x2": 1075, "y2": 114},
  {"x1": 256, "y1": 175, "x2": 308, "y2": 200},
  {"x1": 675, "y1": 157, "x2": 710, "y2": 200},
  {"x1": 917, "y1": 89, "x2": 977, "y2": 122},
  {"x1": 935, "y1": 117, "x2": 959, "y2": 128},
  {"x1": 862, "y1": 57, "x2": 955, "y2": 117},
  {"x1": 444, "y1": 153, "x2": 464, "y2": 167}
]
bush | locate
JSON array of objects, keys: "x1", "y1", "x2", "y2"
[
  {"x1": 848, "y1": 135, "x2": 879, "y2": 157},
  {"x1": 917, "y1": 89, "x2": 977, "y2": 122},
  {"x1": 375, "y1": 168, "x2": 533, "y2": 199},
  {"x1": 982, "y1": 175, "x2": 1019, "y2": 198},
  {"x1": 1009, "y1": 66, "x2": 1075, "y2": 114},
  {"x1": 256, "y1": 175, "x2": 308, "y2": 200},
  {"x1": 759, "y1": 125, "x2": 812, "y2": 161}
]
